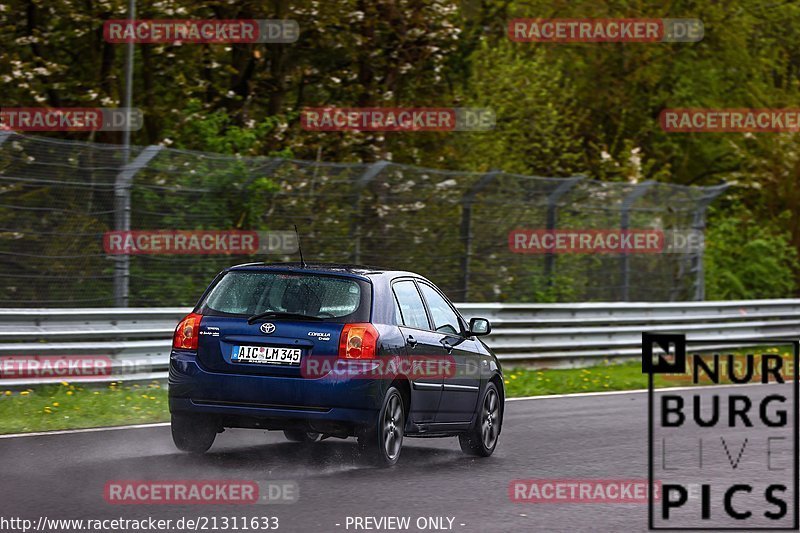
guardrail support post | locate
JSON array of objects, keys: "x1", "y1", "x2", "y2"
[
  {"x1": 459, "y1": 171, "x2": 500, "y2": 301},
  {"x1": 620, "y1": 181, "x2": 656, "y2": 301},
  {"x1": 113, "y1": 145, "x2": 164, "y2": 307},
  {"x1": 544, "y1": 175, "x2": 585, "y2": 286},
  {"x1": 350, "y1": 160, "x2": 389, "y2": 264}
]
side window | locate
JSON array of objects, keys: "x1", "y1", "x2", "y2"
[
  {"x1": 419, "y1": 283, "x2": 461, "y2": 335},
  {"x1": 392, "y1": 281, "x2": 430, "y2": 330}
]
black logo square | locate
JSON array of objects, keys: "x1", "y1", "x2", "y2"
[{"x1": 642, "y1": 332, "x2": 686, "y2": 375}]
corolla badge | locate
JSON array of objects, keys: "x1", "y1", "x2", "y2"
[{"x1": 260, "y1": 322, "x2": 276, "y2": 334}]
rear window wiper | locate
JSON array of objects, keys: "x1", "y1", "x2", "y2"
[{"x1": 247, "y1": 311, "x2": 324, "y2": 324}]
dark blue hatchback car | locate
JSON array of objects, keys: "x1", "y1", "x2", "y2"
[{"x1": 169, "y1": 263, "x2": 503, "y2": 466}]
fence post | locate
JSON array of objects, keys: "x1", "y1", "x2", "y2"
[
  {"x1": 544, "y1": 175, "x2": 585, "y2": 285},
  {"x1": 113, "y1": 145, "x2": 163, "y2": 307},
  {"x1": 350, "y1": 160, "x2": 389, "y2": 264},
  {"x1": 620, "y1": 181, "x2": 655, "y2": 301},
  {"x1": 459, "y1": 171, "x2": 500, "y2": 301},
  {"x1": 688, "y1": 183, "x2": 731, "y2": 300}
]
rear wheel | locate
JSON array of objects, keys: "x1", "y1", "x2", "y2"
[
  {"x1": 283, "y1": 430, "x2": 321, "y2": 443},
  {"x1": 358, "y1": 386, "x2": 404, "y2": 467},
  {"x1": 459, "y1": 382, "x2": 501, "y2": 457},
  {"x1": 171, "y1": 413, "x2": 218, "y2": 454}
]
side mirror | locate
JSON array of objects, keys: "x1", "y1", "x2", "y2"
[{"x1": 469, "y1": 317, "x2": 491, "y2": 336}]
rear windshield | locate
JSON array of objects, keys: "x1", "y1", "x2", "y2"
[{"x1": 198, "y1": 270, "x2": 371, "y2": 322}]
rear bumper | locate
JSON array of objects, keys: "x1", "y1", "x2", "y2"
[{"x1": 169, "y1": 351, "x2": 385, "y2": 430}]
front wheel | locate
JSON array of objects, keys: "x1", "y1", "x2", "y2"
[
  {"x1": 171, "y1": 413, "x2": 218, "y2": 454},
  {"x1": 358, "y1": 386, "x2": 405, "y2": 467},
  {"x1": 459, "y1": 382, "x2": 501, "y2": 457}
]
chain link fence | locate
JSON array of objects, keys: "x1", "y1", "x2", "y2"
[{"x1": 0, "y1": 132, "x2": 728, "y2": 307}]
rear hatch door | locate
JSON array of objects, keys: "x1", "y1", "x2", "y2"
[
  {"x1": 197, "y1": 316, "x2": 342, "y2": 378},
  {"x1": 194, "y1": 268, "x2": 372, "y2": 378}
]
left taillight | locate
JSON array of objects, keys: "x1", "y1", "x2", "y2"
[
  {"x1": 338, "y1": 323, "x2": 379, "y2": 359},
  {"x1": 173, "y1": 313, "x2": 202, "y2": 350}
]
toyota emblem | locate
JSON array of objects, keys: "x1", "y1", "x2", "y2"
[{"x1": 260, "y1": 322, "x2": 276, "y2": 334}]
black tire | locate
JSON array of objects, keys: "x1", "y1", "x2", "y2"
[
  {"x1": 171, "y1": 413, "x2": 217, "y2": 454},
  {"x1": 283, "y1": 430, "x2": 322, "y2": 443},
  {"x1": 357, "y1": 386, "x2": 405, "y2": 467},
  {"x1": 459, "y1": 382, "x2": 501, "y2": 457}
]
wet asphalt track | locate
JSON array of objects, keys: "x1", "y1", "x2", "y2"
[{"x1": 0, "y1": 384, "x2": 796, "y2": 533}]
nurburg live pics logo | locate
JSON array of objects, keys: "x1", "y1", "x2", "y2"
[{"x1": 643, "y1": 332, "x2": 799, "y2": 530}]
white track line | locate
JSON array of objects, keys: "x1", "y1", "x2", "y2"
[
  {"x1": 506, "y1": 381, "x2": 771, "y2": 401},
  {"x1": 0, "y1": 382, "x2": 782, "y2": 439},
  {"x1": 0, "y1": 422, "x2": 170, "y2": 439}
]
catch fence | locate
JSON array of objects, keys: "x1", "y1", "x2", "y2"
[{"x1": 0, "y1": 132, "x2": 727, "y2": 307}]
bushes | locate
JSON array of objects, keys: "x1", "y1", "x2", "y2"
[{"x1": 705, "y1": 207, "x2": 798, "y2": 300}]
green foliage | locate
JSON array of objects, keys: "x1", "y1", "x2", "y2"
[
  {"x1": 457, "y1": 40, "x2": 585, "y2": 175},
  {"x1": 5, "y1": 0, "x2": 800, "y2": 300},
  {"x1": 529, "y1": 274, "x2": 581, "y2": 303},
  {"x1": 163, "y1": 99, "x2": 296, "y2": 157},
  {"x1": 705, "y1": 207, "x2": 798, "y2": 300}
]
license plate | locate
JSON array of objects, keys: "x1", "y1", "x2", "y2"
[{"x1": 231, "y1": 345, "x2": 302, "y2": 365}]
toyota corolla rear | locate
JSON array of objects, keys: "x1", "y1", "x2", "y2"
[{"x1": 169, "y1": 266, "x2": 384, "y2": 436}]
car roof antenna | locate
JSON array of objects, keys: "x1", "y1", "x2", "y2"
[{"x1": 294, "y1": 224, "x2": 307, "y2": 268}]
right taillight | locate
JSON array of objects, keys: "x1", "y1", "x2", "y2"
[
  {"x1": 173, "y1": 313, "x2": 202, "y2": 350},
  {"x1": 338, "y1": 323, "x2": 379, "y2": 359}
]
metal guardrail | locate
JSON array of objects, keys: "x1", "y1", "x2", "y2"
[
  {"x1": 457, "y1": 300, "x2": 800, "y2": 362},
  {"x1": 1, "y1": 300, "x2": 799, "y2": 385}
]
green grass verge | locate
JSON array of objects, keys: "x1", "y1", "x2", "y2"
[
  {"x1": 503, "y1": 360, "x2": 648, "y2": 397},
  {"x1": 0, "y1": 381, "x2": 169, "y2": 434},
  {"x1": 0, "y1": 347, "x2": 792, "y2": 435}
]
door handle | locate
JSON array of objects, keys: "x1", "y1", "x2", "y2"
[
  {"x1": 407, "y1": 335, "x2": 418, "y2": 349},
  {"x1": 441, "y1": 340, "x2": 454, "y2": 354}
]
